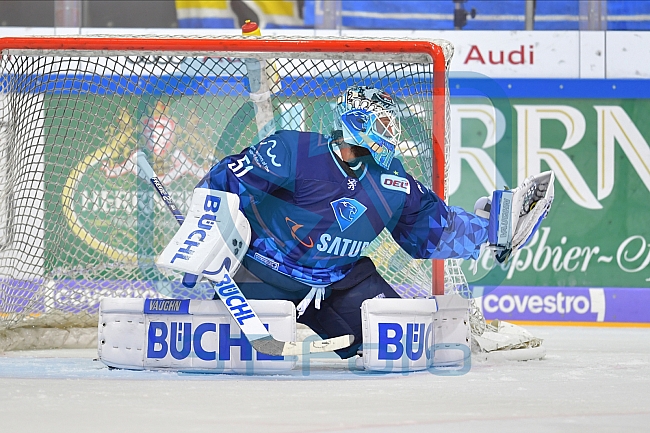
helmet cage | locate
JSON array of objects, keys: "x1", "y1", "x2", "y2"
[{"x1": 336, "y1": 86, "x2": 401, "y2": 170}]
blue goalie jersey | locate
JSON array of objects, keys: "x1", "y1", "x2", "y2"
[{"x1": 197, "y1": 130, "x2": 488, "y2": 287}]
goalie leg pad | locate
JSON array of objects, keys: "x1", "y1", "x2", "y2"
[
  {"x1": 360, "y1": 295, "x2": 471, "y2": 372},
  {"x1": 98, "y1": 298, "x2": 296, "y2": 374},
  {"x1": 360, "y1": 298, "x2": 438, "y2": 372},
  {"x1": 157, "y1": 188, "x2": 251, "y2": 276}
]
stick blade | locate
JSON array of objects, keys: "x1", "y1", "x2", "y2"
[
  {"x1": 251, "y1": 334, "x2": 355, "y2": 357},
  {"x1": 281, "y1": 334, "x2": 355, "y2": 356},
  {"x1": 250, "y1": 335, "x2": 287, "y2": 357}
]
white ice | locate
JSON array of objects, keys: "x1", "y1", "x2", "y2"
[{"x1": 1, "y1": 326, "x2": 649, "y2": 433}]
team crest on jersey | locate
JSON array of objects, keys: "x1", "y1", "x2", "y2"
[
  {"x1": 380, "y1": 174, "x2": 410, "y2": 194},
  {"x1": 330, "y1": 198, "x2": 367, "y2": 232}
]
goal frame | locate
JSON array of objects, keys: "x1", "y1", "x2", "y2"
[{"x1": 0, "y1": 35, "x2": 449, "y2": 304}]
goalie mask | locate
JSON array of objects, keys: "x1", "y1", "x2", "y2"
[{"x1": 335, "y1": 86, "x2": 401, "y2": 170}]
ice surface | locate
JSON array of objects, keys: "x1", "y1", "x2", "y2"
[{"x1": 1, "y1": 326, "x2": 649, "y2": 433}]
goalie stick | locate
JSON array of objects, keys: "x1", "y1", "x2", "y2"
[{"x1": 135, "y1": 151, "x2": 354, "y2": 357}]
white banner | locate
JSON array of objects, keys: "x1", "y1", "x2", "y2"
[
  {"x1": 606, "y1": 32, "x2": 650, "y2": 78},
  {"x1": 0, "y1": 28, "x2": 648, "y2": 78}
]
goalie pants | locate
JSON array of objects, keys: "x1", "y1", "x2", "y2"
[{"x1": 232, "y1": 255, "x2": 400, "y2": 359}]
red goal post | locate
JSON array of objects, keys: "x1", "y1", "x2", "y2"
[{"x1": 0, "y1": 35, "x2": 455, "y2": 348}]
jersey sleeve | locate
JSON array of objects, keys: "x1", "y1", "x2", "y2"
[
  {"x1": 195, "y1": 133, "x2": 295, "y2": 209},
  {"x1": 391, "y1": 176, "x2": 489, "y2": 261}
]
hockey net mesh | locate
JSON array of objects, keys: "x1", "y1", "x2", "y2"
[{"x1": 0, "y1": 36, "x2": 478, "y2": 350}]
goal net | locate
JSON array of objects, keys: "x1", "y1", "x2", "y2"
[{"x1": 0, "y1": 35, "x2": 473, "y2": 350}]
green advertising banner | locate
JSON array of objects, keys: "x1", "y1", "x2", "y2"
[{"x1": 450, "y1": 97, "x2": 650, "y2": 289}]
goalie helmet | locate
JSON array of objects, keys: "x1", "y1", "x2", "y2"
[{"x1": 335, "y1": 86, "x2": 401, "y2": 170}]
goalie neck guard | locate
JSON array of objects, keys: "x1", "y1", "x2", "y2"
[{"x1": 335, "y1": 86, "x2": 401, "y2": 170}]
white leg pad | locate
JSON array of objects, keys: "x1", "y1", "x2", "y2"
[
  {"x1": 98, "y1": 298, "x2": 296, "y2": 374},
  {"x1": 361, "y1": 298, "x2": 438, "y2": 372},
  {"x1": 360, "y1": 295, "x2": 470, "y2": 372}
]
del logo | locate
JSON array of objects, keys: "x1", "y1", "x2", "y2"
[
  {"x1": 380, "y1": 174, "x2": 410, "y2": 194},
  {"x1": 378, "y1": 322, "x2": 432, "y2": 361},
  {"x1": 147, "y1": 321, "x2": 282, "y2": 361},
  {"x1": 330, "y1": 198, "x2": 367, "y2": 232}
]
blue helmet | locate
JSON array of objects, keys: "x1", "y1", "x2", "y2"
[{"x1": 335, "y1": 86, "x2": 401, "y2": 170}]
